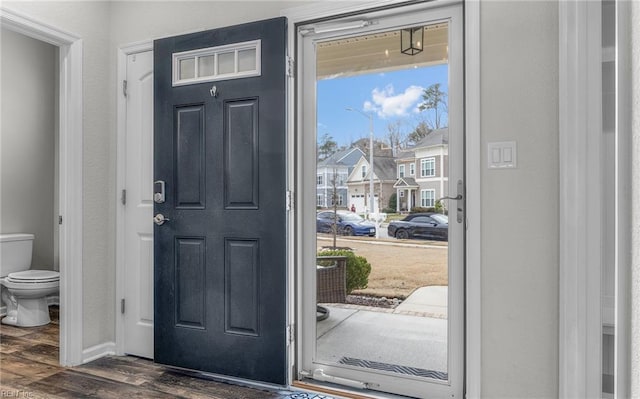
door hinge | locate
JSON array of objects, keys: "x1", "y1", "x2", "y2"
[
  {"x1": 123, "y1": 80, "x2": 128, "y2": 97},
  {"x1": 121, "y1": 189, "x2": 127, "y2": 205},
  {"x1": 121, "y1": 298, "x2": 125, "y2": 314},
  {"x1": 286, "y1": 56, "x2": 295, "y2": 78},
  {"x1": 58, "y1": 215, "x2": 63, "y2": 225},
  {"x1": 287, "y1": 324, "x2": 295, "y2": 344},
  {"x1": 286, "y1": 190, "x2": 293, "y2": 211}
]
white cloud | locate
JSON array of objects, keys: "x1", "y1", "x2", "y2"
[{"x1": 363, "y1": 84, "x2": 424, "y2": 119}]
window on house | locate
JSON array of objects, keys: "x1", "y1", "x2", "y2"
[
  {"x1": 361, "y1": 165, "x2": 367, "y2": 178},
  {"x1": 331, "y1": 194, "x2": 344, "y2": 206},
  {"x1": 421, "y1": 189, "x2": 435, "y2": 207},
  {"x1": 317, "y1": 175, "x2": 323, "y2": 185},
  {"x1": 421, "y1": 158, "x2": 435, "y2": 177},
  {"x1": 410, "y1": 163, "x2": 415, "y2": 176},
  {"x1": 399, "y1": 164, "x2": 405, "y2": 178},
  {"x1": 316, "y1": 194, "x2": 324, "y2": 207}
]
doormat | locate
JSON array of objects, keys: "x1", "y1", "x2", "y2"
[
  {"x1": 338, "y1": 357, "x2": 448, "y2": 380},
  {"x1": 280, "y1": 393, "x2": 335, "y2": 399}
]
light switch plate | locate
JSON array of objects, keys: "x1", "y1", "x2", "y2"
[{"x1": 488, "y1": 141, "x2": 517, "y2": 169}]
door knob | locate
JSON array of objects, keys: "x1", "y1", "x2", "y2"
[{"x1": 154, "y1": 213, "x2": 170, "y2": 226}]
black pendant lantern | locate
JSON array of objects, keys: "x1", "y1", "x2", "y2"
[{"x1": 400, "y1": 26, "x2": 424, "y2": 56}]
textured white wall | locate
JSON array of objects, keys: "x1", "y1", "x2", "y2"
[
  {"x1": 1, "y1": 28, "x2": 57, "y2": 270},
  {"x1": 631, "y1": 1, "x2": 640, "y2": 397},
  {"x1": 480, "y1": 2, "x2": 559, "y2": 398}
]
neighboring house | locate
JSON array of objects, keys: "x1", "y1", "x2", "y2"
[
  {"x1": 316, "y1": 147, "x2": 365, "y2": 208},
  {"x1": 393, "y1": 128, "x2": 448, "y2": 212},
  {"x1": 347, "y1": 155, "x2": 397, "y2": 214}
]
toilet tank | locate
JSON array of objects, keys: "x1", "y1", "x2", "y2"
[{"x1": 0, "y1": 234, "x2": 34, "y2": 277}]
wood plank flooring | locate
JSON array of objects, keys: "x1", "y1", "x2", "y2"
[{"x1": 0, "y1": 307, "x2": 323, "y2": 398}]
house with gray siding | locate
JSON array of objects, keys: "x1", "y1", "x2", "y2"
[
  {"x1": 316, "y1": 147, "x2": 365, "y2": 208},
  {"x1": 394, "y1": 128, "x2": 448, "y2": 212}
]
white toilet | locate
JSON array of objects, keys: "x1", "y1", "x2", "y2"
[{"x1": 0, "y1": 233, "x2": 59, "y2": 327}]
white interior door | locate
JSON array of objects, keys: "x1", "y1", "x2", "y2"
[{"x1": 123, "y1": 50, "x2": 154, "y2": 358}]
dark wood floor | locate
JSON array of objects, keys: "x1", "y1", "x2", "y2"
[{"x1": 0, "y1": 307, "x2": 314, "y2": 399}]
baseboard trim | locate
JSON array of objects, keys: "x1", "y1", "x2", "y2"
[{"x1": 82, "y1": 341, "x2": 116, "y2": 364}]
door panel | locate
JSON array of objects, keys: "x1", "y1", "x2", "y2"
[
  {"x1": 153, "y1": 17, "x2": 287, "y2": 385},
  {"x1": 124, "y1": 50, "x2": 154, "y2": 359}
]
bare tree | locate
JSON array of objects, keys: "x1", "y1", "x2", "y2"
[
  {"x1": 385, "y1": 120, "x2": 407, "y2": 156},
  {"x1": 317, "y1": 133, "x2": 338, "y2": 161},
  {"x1": 330, "y1": 168, "x2": 339, "y2": 249}
]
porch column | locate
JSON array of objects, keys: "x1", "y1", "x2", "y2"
[
  {"x1": 396, "y1": 188, "x2": 400, "y2": 213},
  {"x1": 407, "y1": 189, "x2": 412, "y2": 211}
]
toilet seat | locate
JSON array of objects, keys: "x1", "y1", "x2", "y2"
[{"x1": 6, "y1": 270, "x2": 59, "y2": 283}]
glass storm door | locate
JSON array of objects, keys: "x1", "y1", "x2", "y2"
[{"x1": 297, "y1": 3, "x2": 464, "y2": 398}]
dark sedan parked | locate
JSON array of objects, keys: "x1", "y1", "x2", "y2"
[
  {"x1": 387, "y1": 213, "x2": 448, "y2": 241},
  {"x1": 316, "y1": 211, "x2": 376, "y2": 237}
]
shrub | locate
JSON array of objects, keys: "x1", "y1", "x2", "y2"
[
  {"x1": 317, "y1": 249, "x2": 371, "y2": 294},
  {"x1": 388, "y1": 193, "x2": 397, "y2": 210},
  {"x1": 409, "y1": 207, "x2": 434, "y2": 213}
]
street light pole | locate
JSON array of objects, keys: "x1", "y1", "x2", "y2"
[{"x1": 346, "y1": 107, "x2": 378, "y2": 238}]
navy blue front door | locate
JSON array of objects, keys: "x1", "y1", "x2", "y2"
[{"x1": 153, "y1": 17, "x2": 287, "y2": 385}]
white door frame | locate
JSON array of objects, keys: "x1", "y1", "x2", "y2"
[
  {"x1": 0, "y1": 7, "x2": 84, "y2": 367},
  {"x1": 558, "y1": 1, "x2": 632, "y2": 397},
  {"x1": 115, "y1": 39, "x2": 154, "y2": 356},
  {"x1": 282, "y1": 0, "x2": 481, "y2": 397}
]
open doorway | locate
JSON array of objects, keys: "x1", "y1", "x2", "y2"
[
  {"x1": 297, "y1": 3, "x2": 463, "y2": 398},
  {"x1": 0, "y1": 8, "x2": 84, "y2": 366},
  {"x1": 0, "y1": 26, "x2": 60, "y2": 354}
]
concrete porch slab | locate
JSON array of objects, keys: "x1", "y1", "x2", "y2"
[{"x1": 393, "y1": 285, "x2": 447, "y2": 319}]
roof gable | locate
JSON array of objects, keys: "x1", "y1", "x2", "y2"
[{"x1": 318, "y1": 147, "x2": 366, "y2": 167}]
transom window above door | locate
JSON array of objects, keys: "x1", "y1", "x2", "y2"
[{"x1": 172, "y1": 40, "x2": 261, "y2": 86}]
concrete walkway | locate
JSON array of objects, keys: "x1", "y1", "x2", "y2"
[{"x1": 316, "y1": 286, "x2": 448, "y2": 374}]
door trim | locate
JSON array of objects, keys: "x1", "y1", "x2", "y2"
[
  {"x1": 0, "y1": 6, "x2": 84, "y2": 366},
  {"x1": 558, "y1": 1, "x2": 633, "y2": 396},
  {"x1": 558, "y1": 2, "x2": 604, "y2": 397},
  {"x1": 464, "y1": 1, "x2": 482, "y2": 397},
  {"x1": 115, "y1": 39, "x2": 154, "y2": 357},
  {"x1": 283, "y1": 1, "x2": 480, "y2": 397}
]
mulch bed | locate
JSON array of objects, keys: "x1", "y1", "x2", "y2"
[{"x1": 346, "y1": 294, "x2": 402, "y2": 309}]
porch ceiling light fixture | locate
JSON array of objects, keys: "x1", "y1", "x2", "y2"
[{"x1": 400, "y1": 26, "x2": 424, "y2": 56}]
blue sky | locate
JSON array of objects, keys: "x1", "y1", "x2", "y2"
[{"x1": 317, "y1": 64, "x2": 448, "y2": 147}]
